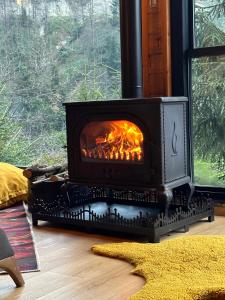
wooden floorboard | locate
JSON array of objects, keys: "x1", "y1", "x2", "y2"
[{"x1": 1, "y1": 212, "x2": 225, "y2": 300}]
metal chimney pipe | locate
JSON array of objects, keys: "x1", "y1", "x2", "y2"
[{"x1": 120, "y1": 0, "x2": 143, "y2": 98}]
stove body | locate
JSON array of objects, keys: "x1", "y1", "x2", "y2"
[{"x1": 64, "y1": 97, "x2": 191, "y2": 210}]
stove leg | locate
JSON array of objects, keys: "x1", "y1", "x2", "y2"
[
  {"x1": 185, "y1": 182, "x2": 195, "y2": 209},
  {"x1": 184, "y1": 225, "x2": 189, "y2": 232},
  {"x1": 32, "y1": 216, "x2": 38, "y2": 226},
  {"x1": 158, "y1": 188, "x2": 173, "y2": 217},
  {"x1": 148, "y1": 233, "x2": 160, "y2": 243},
  {"x1": 208, "y1": 214, "x2": 214, "y2": 222}
]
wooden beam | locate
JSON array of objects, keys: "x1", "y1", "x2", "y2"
[{"x1": 142, "y1": 0, "x2": 172, "y2": 96}]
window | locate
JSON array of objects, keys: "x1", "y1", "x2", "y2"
[
  {"x1": 192, "y1": 0, "x2": 225, "y2": 187},
  {"x1": 171, "y1": 0, "x2": 225, "y2": 191},
  {"x1": 0, "y1": 0, "x2": 121, "y2": 166},
  {"x1": 192, "y1": 56, "x2": 225, "y2": 186},
  {"x1": 194, "y1": 0, "x2": 225, "y2": 48}
]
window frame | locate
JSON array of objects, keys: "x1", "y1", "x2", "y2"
[{"x1": 170, "y1": 0, "x2": 225, "y2": 201}]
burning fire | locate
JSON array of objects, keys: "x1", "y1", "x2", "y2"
[{"x1": 81, "y1": 120, "x2": 144, "y2": 162}]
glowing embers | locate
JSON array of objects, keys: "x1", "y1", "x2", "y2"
[{"x1": 80, "y1": 120, "x2": 144, "y2": 163}]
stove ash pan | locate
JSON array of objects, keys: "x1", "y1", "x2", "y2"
[{"x1": 64, "y1": 97, "x2": 191, "y2": 195}]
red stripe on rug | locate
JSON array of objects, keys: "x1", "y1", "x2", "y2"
[{"x1": 0, "y1": 202, "x2": 39, "y2": 273}]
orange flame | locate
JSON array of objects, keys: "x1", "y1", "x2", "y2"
[{"x1": 80, "y1": 120, "x2": 144, "y2": 162}]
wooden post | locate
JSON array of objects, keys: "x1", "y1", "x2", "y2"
[{"x1": 142, "y1": 0, "x2": 172, "y2": 96}]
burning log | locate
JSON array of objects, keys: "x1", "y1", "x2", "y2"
[{"x1": 80, "y1": 120, "x2": 144, "y2": 162}]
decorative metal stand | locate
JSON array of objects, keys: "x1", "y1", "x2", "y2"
[{"x1": 29, "y1": 181, "x2": 214, "y2": 243}]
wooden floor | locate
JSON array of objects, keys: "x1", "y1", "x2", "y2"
[{"x1": 1, "y1": 213, "x2": 225, "y2": 300}]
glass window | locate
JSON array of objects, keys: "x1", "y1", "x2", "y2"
[
  {"x1": 194, "y1": 0, "x2": 225, "y2": 48},
  {"x1": 0, "y1": 0, "x2": 121, "y2": 166},
  {"x1": 192, "y1": 56, "x2": 225, "y2": 187}
]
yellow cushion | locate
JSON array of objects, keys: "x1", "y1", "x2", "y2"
[{"x1": 0, "y1": 162, "x2": 28, "y2": 209}]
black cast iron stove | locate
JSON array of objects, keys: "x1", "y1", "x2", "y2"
[
  {"x1": 64, "y1": 97, "x2": 192, "y2": 213},
  {"x1": 29, "y1": 97, "x2": 214, "y2": 242}
]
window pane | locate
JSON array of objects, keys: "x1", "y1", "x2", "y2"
[
  {"x1": 192, "y1": 56, "x2": 225, "y2": 187},
  {"x1": 194, "y1": 0, "x2": 225, "y2": 47},
  {"x1": 0, "y1": 0, "x2": 121, "y2": 166}
]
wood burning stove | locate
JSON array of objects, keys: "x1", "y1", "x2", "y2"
[
  {"x1": 29, "y1": 97, "x2": 214, "y2": 243},
  {"x1": 64, "y1": 97, "x2": 192, "y2": 212}
]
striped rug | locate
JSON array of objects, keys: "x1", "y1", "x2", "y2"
[{"x1": 0, "y1": 202, "x2": 39, "y2": 273}]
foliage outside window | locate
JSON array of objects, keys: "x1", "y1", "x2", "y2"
[
  {"x1": 193, "y1": 0, "x2": 225, "y2": 187},
  {"x1": 0, "y1": 0, "x2": 121, "y2": 166},
  {"x1": 194, "y1": 0, "x2": 225, "y2": 47}
]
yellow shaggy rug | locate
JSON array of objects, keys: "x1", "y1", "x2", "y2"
[{"x1": 92, "y1": 236, "x2": 225, "y2": 300}]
